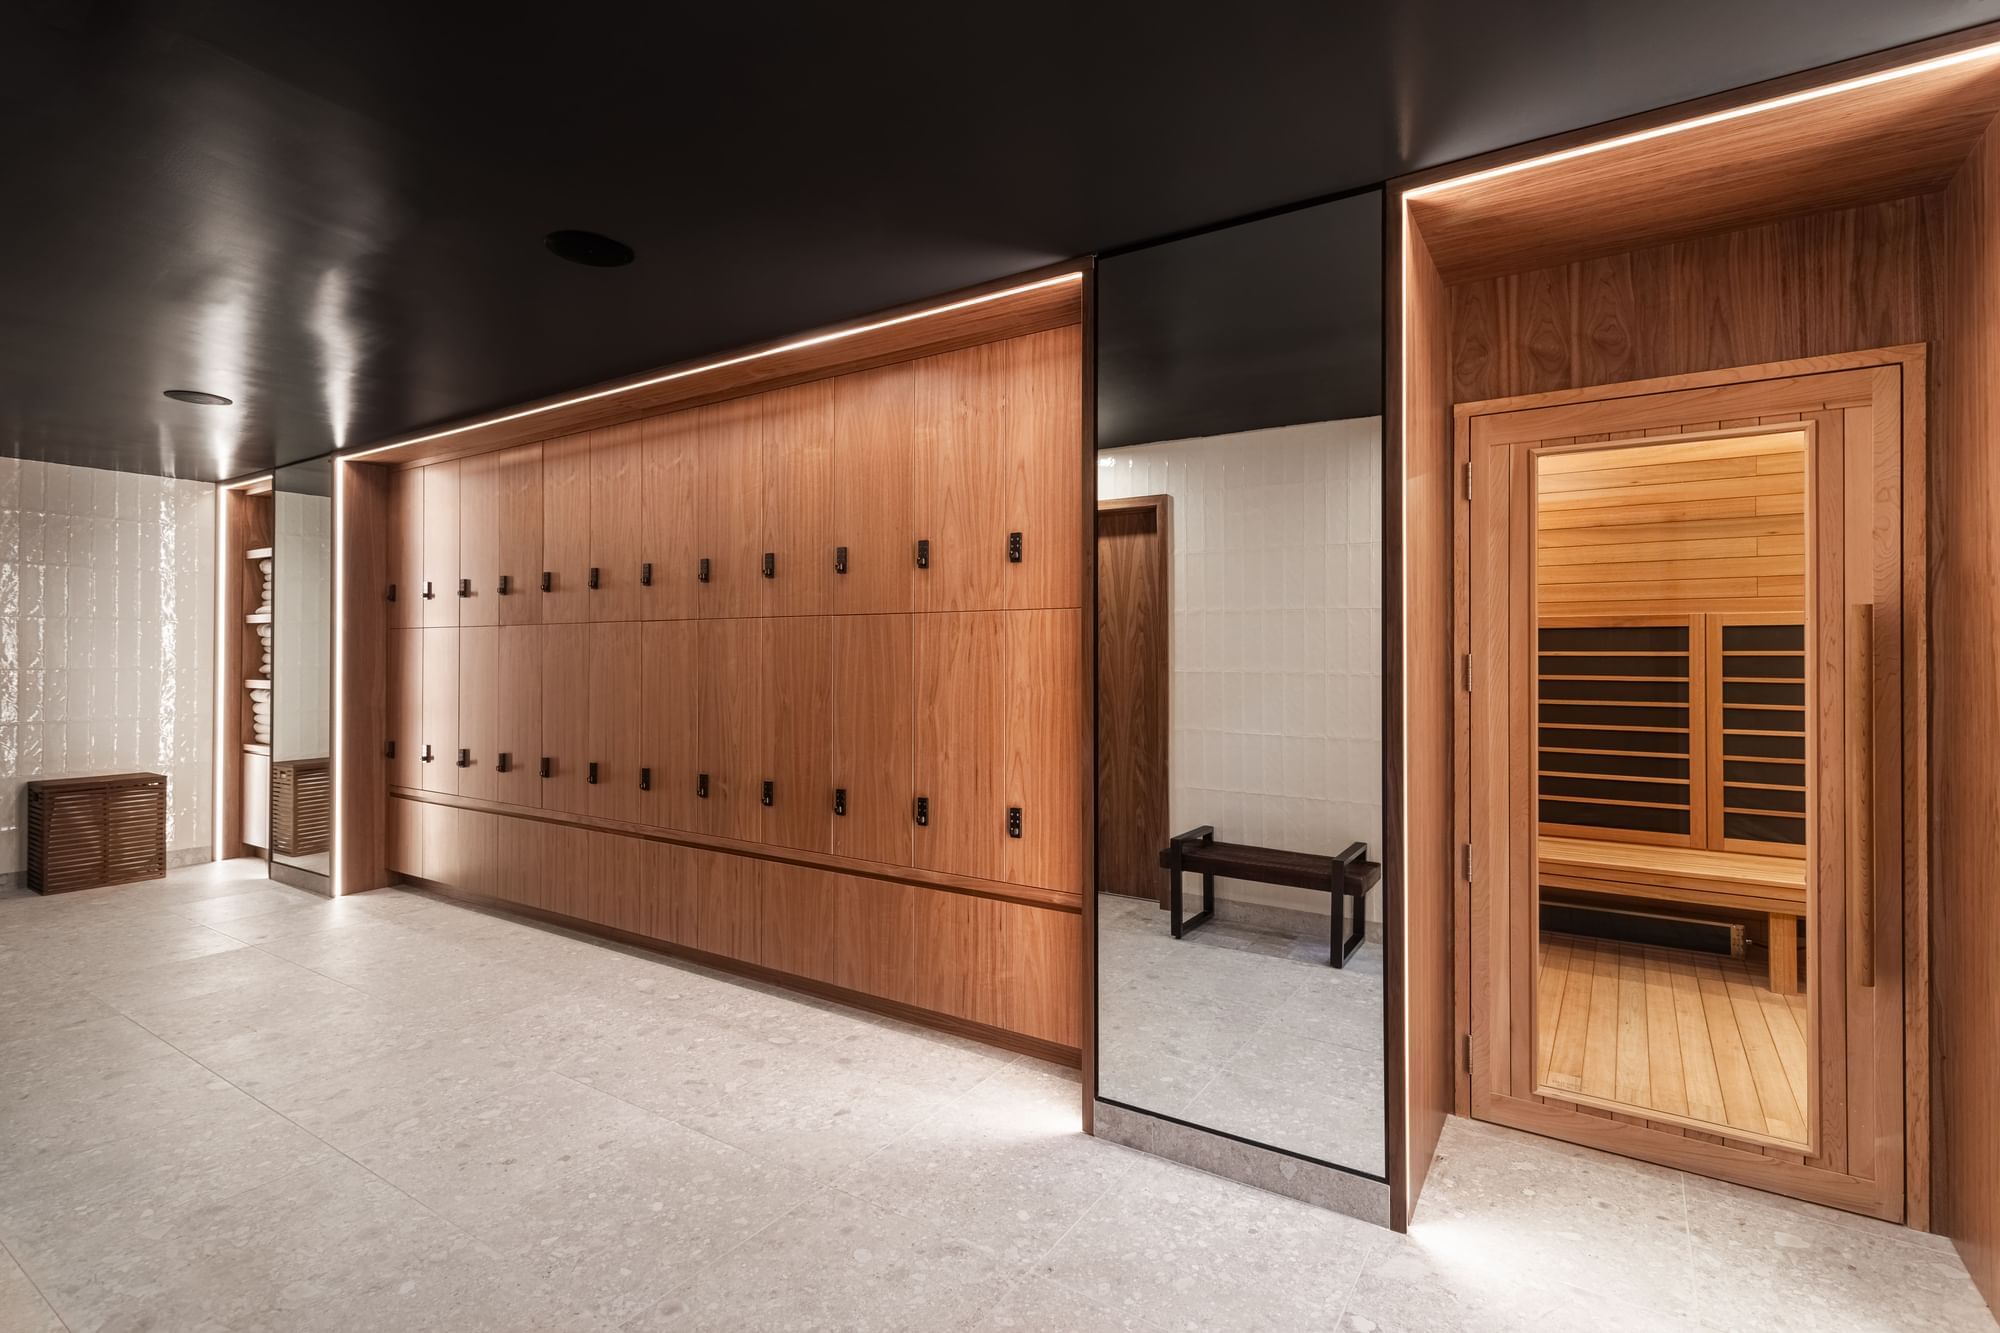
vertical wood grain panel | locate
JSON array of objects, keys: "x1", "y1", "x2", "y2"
[
  {"x1": 831, "y1": 613, "x2": 914, "y2": 865},
  {"x1": 420, "y1": 460, "x2": 460, "y2": 627},
  {"x1": 540, "y1": 821, "x2": 591, "y2": 919},
  {"x1": 386, "y1": 466, "x2": 423, "y2": 628},
  {"x1": 457, "y1": 449, "x2": 500, "y2": 627},
  {"x1": 418, "y1": 627, "x2": 458, "y2": 794},
  {"x1": 541, "y1": 432, "x2": 592, "y2": 622},
  {"x1": 641, "y1": 410, "x2": 700, "y2": 620},
  {"x1": 386, "y1": 795, "x2": 420, "y2": 876},
  {"x1": 997, "y1": 609, "x2": 1084, "y2": 893},
  {"x1": 914, "y1": 610, "x2": 1001, "y2": 882},
  {"x1": 1094, "y1": 500, "x2": 1170, "y2": 898},
  {"x1": 491, "y1": 812, "x2": 546, "y2": 909},
  {"x1": 829, "y1": 361, "x2": 920, "y2": 614},
  {"x1": 542, "y1": 624, "x2": 590, "y2": 815},
  {"x1": 582, "y1": 831, "x2": 647, "y2": 936},
  {"x1": 496, "y1": 443, "x2": 544, "y2": 625},
  {"x1": 589, "y1": 421, "x2": 645, "y2": 621},
  {"x1": 494, "y1": 624, "x2": 542, "y2": 809},
  {"x1": 697, "y1": 617, "x2": 763, "y2": 840},
  {"x1": 759, "y1": 615, "x2": 832, "y2": 853},
  {"x1": 457, "y1": 625, "x2": 498, "y2": 802},
  {"x1": 386, "y1": 627, "x2": 422, "y2": 789},
  {"x1": 641, "y1": 620, "x2": 700, "y2": 830},
  {"x1": 696, "y1": 396, "x2": 765, "y2": 618},
  {"x1": 588, "y1": 621, "x2": 646, "y2": 824},
  {"x1": 762, "y1": 379, "x2": 836, "y2": 616}
]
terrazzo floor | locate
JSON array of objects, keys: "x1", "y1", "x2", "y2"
[{"x1": 0, "y1": 860, "x2": 1989, "y2": 1332}]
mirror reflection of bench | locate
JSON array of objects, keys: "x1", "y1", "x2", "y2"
[
  {"x1": 1158, "y1": 827, "x2": 1383, "y2": 967},
  {"x1": 1537, "y1": 836, "x2": 1806, "y2": 993}
]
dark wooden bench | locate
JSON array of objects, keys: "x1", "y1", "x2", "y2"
[{"x1": 1157, "y1": 827, "x2": 1383, "y2": 967}]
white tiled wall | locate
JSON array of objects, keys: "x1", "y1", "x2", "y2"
[
  {"x1": 272, "y1": 491, "x2": 331, "y2": 761},
  {"x1": 0, "y1": 459, "x2": 215, "y2": 874},
  {"x1": 1099, "y1": 418, "x2": 1383, "y2": 920}
]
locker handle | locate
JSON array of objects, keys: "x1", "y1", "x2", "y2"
[
  {"x1": 386, "y1": 583, "x2": 397, "y2": 603},
  {"x1": 498, "y1": 574, "x2": 511, "y2": 596},
  {"x1": 588, "y1": 566, "x2": 600, "y2": 590},
  {"x1": 422, "y1": 581, "x2": 435, "y2": 600},
  {"x1": 588, "y1": 762, "x2": 599, "y2": 785},
  {"x1": 541, "y1": 572, "x2": 553, "y2": 593},
  {"x1": 385, "y1": 740, "x2": 396, "y2": 759},
  {"x1": 761, "y1": 780, "x2": 774, "y2": 806},
  {"x1": 1007, "y1": 806, "x2": 1022, "y2": 838},
  {"x1": 458, "y1": 578, "x2": 471, "y2": 598},
  {"x1": 1848, "y1": 603, "x2": 1875, "y2": 989},
  {"x1": 457, "y1": 748, "x2": 470, "y2": 768},
  {"x1": 1007, "y1": 531, "x2": 1022, "y2": 564},
  {"x1": 640, "y1": 767, "x2": 651, "y2": 792},
  {"x1": 914, "y1": 795, "x2": 929, "y2": 826},
  {"x1": 915, "y1": 538, "x2": 929, "y2": 570},
  {"x1": 762, "y1": 552, "x2": 775, "y2": 579},
  {"x1": 540, "y1": 757, "x2": 551, "y2": 779},
  {"x1": 421, "y1": 744, "x2": 434, "y2": 763},
  {"x1": 696, "y1": 772, "x2": 709, "y2": 799},
  {"x1": 834, "y1": 546, "x2": 848, "y2": 575},
  {"x1": 833, "y1": 787, "x2": 846, "y2": 816},
  {"x1": 641, "y1": 562, "x2": 653, "y2": 587},
  {"x1": 698, "y1": 557, "x2": 711, "y2": 584},
  {"x1": 497, "y1": 752, "x2": 510, "y2": 773}
]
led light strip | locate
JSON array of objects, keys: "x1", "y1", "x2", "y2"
[
  {"x1": 330, "y1": 457, "x2": 347, "y2": 895},
  {"x1": 339, "y1": 270, "x2": 1085, "y2": 463}
]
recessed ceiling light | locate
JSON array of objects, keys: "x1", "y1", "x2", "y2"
[
  {"x1": 545, "y1": 230, "x2": 635, "y2": 268},
  {"x1": 163, "y1": 389, "x2": 233, "y2": 406}
]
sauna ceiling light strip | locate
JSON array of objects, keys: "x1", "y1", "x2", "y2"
[
  {"x1": 1403, "y1": 38, "x2": 2000, "y2": 200},
  {"x1": 340, "y1": 270, "x2": 1085, "y2": 462}
]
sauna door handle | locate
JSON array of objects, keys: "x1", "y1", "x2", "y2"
[{"x1": 1847, "y1": 604, "x2": 1875, "y2": 989}]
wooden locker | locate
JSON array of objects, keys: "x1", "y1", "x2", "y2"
[
  {"x1": 541, "y1": 624, "x2": 590, "y2": 815},
  {"x1": 491, "y1": 814, "x2": 546, "y2": 910},
  {"x1": 641, "y1": 620, "x2": 700, "y2": 830},
  {"x1": 421, "y1": 460, "x2": 460, "y2": 627},
  {"x1": 695, "y1": 396, "x2": 764, "y2": 618},
  {"x1": 416, "y1": 799, "x2": 460, "y2": 884},
  {"x1": 496, "y1": 443, "x2": 543, "y2": 625},
  {"x1": 829, "y1": 362, "x2": 920, "y2": 614},
  {"x1": 458, "y1": 626, "x2": 499, "y2": 802},
  {"x1": 540, "y1": 821, "x2": 591, "y2": 919},
  {"x1": 542, "y1": 431, "x2": 592, "y2": 622},
  {"x1": 993, "y1": 609, "x2": 1083, "y2": 893},
  {"x1": 493, "y1": 624, "x2": 543, "y2": 809},
  {"x1": 641, "y1": 409, "x2": 700, "y2": 620},
  {"x1": 387, "y1": 467, "x2": 423, "y2": 628},
  {"x1": 588, "y1": 621, "x2": 646, "y2": 824},
  {"x1": 756, "y1": 860, "x2": 838, "y2": 980},
  {"x1": 641, "y1": 838, "x2": 687, "y2": 944},
  {"x1": 457, "y1": 450, "x2": 499, "y2": 626},
  {"x1": 387, "y1": 796, "x2": 420, "y2": 876},
  {"x1": 418, "y1": 627, "x2": 459, "y2": 795},
  {"x1": 581, "y1": 831, "x2": 646, "y2": 935},
  {"x1": 681, "y1": 845, "x2": 757, "y2": 961},
  {"x1": 831, "y1": 614, "x2": 914, "y2": 865},
  {"x1": 386, "y1": 627, "x2": 422, "y2": 789},
  {"x1": 919, "y1": 327, "x2": 1082, "y2": 613},
  {"x1": 455, "y1": 808, "x2": 500, "y2": 898},
  {"x1": 589, "y1": 421, "x2": 646, "y2": 622},
  {"x1": 759, "y1": 616, "x2": 832, "y2": 853},
  {"x1": 761, "y1": 379, "x2": 835, "y2": 616},
  {"x1": 696, "y1": 618, "x2": 763, "y2": 840}
]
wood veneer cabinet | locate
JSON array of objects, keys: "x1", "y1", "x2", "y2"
[
  {"x1": 542, "y1": 432, "x2": 592, "y2": 622},
  {"x1": 418, "y1": 627, "x2": 458, "y2": 794},
  {"x1": 386, "y1": 467, "x2": 423, "y2": 628},
  {"x1": 421, "y1": 460, "x2": 460, "y2": 628},
  {"x1": 590, "y1": 422, "x2": 646, "y2": 622}
]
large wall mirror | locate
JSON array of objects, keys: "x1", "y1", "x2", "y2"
[
  {"x1": 269, "y1": 459, "x2": 333, "y2": 887},
  {"x1": 1093, "y1": 192, "x2": 1387, "y2": 1194}
]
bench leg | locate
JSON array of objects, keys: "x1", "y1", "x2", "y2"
[
  {"x1": 1768, "y1": 912, "x2": 1800, "y2": 994},
  {"x1": 1170, "y1": 866, "x2": 1184, "y2": 939},
  {"x1": 1334, "y1": 890, "x2": 1369, "y2": 967}
]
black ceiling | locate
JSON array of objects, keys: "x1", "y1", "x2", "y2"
[{"x1": 3, "y1": 0, "x2": 1995, "y2": 480}]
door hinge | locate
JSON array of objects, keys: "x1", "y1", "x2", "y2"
[
  {"x1": 1463, "y1": 460, "x2": 1473, "y2": 500},
  {"x1": 1463, "y1": 1034, "x2": 1473, "y2": 1073}
]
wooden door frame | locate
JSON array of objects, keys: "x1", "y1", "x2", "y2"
[
  {"x1": 1449, "y1": 346, "x2": 1929, "y2": 1224},
  {"x1": 1095, "y1": 494, "x2": 1173, "y2": 904}
]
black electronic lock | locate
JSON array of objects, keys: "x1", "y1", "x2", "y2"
[
  {"x1": 833, "y1": 787, "x2": 847, "y2": 816},
  {"x1": 696, "y1": 772, "x2": 709, "y2": 798},
  {"x1": 385, "y1": 740, "x2": 396, "y2": 759},
  {"x1": 762, "y1": 552, "x2": 776, "y2": 579},
  {"x1": 540, "y1": 757, "x2": 552, "y2": 779},
  {"x1": 588, "y1": 566, "x2": 600, "y2": 590},
  {"x1": 1007, "y1": 806, "x2": 1022, "y2": 838},
  {"x1": 915, "y1": 538, "x2": 930, "y2": 569},
  {"x1": 761, "y1": 780, "x2": 774, "y2": 806},
  {"x1": 498, "y1": 574, "x2": 511, "y2": 596},
  {"x1": 458, "y1": 578, "x2": 471, "y2": 598},
  {"x1": 834, "y1": 546, "x2": 848, "y2": 575},
  {"x1": 497, "y1": 752, "x2": 511, "y2": 773},
  {"x1": 641, "y1": 562, "x2": 653, "y2": 587},
  {"x1": 914, "y1": 795, "x2": 929, "y2": 826},
  {"x1": 698, "y1": 558, "x2": 711, "y2": 583},
  {"x1": 541, "y1": 571, "x2": 553, "y2": 592},
  {"x1": 587, "y1": 762, "x2": 599, "y2": 785},
  {"x1": 640, "y1": 767, "x2": 651, "y2": 792},
  {"x1": 457, "y1": 748, "x2": 470, "y2": 768},
  {"x1": 1007, "y1": 532, "x2": 1022, "y2": 563},
  {"x1": 386, "y1": 583, "x2": 397, "y2": 603}
]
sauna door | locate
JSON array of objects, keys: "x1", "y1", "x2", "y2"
[{"x1": 1460, "y1": 352, "x2": 1917, "y2": 1222}]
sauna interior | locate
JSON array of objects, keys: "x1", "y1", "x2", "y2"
[{"x1": 1394, "y1": 31, "x2": 2000, "y2": 1287}]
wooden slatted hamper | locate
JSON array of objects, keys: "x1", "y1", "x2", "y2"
[
  {"x1": 271, "y1": 758, "x2": 332, "y2": 856},
  {"x1": 25, "y1": 772, "x2": 168, "y2": 894}
]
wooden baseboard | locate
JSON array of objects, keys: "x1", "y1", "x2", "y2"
[{"x1": 404, "y1": 874, "x2": 1083, "y2": 1069}]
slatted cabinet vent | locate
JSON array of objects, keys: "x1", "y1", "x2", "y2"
[
  {"x1": 271, "y1": 758, "x2": 332, "y2": 856},
  {"x1": 25, "y1": 773, "x2": 167, "y2": 894}
]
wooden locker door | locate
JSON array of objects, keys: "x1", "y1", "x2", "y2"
[
  {"x1": 919, "y1": 327, "x2": 1082, "y2": 613},
  {"x1": 387, "y1": 628, "x2": 422, "y2": 788},
  {"x1": 387, "y1": 467, "x2": 423, "y2": 628},
  {"x1": 829, "y1": 362, "x2": 920, "y2": 615},
  {"x1": 762, "y1": 380, "x2": 835, "y2": 616},
  {"x1": 696, "y1": 618, "x2": 763, "y2": 840},
  {"x1": 695, "y1": 396, "x2": 764, "y2": 618},
  {"x1": 642, "y1": 620, "x2": 700, "y2": 829},
  {"x1": 542, "y1": 431, "x2": 592, "y2": 622},
  {"x1": 994, "y1": 609, "x2": 1083, "y2": 892},
  {"x1": 457, "y1": 451, "x2": 499, "y2": 627},
  {"x1": 914, "y1": 611, "x2": 1002, "y2": 882},
  {"x1": 590, "y1": 421, "x2": 645, "y2": 622},
  {"x1": 494, "y1": 625, "x2": 543, "y2": 809},
  {"x1": 492, "y1": 814, "x2": 547, "y2": 909},
  {"x1": 581, "y1": 832, "x2": 647, "y2": 936},
  {"x1": 458, "y1": 626, "x2": 499, "y2": 801},
  {"x1": 496, "y1": 443, "x2": 543, "y2": 625},
  {"x1": 421, "y1": 460, "x2": 460, "y2": 627},
  {"x1": 641, "y1": 410, "x2": 700, "y2": 620},
  {"x1": 831, "y1": 613, "x2": 914, "y2": 865},
  {"x1": 588, "y1": 621, "x2": 647, "y2": 824},
  {"x1": 541, "y1": 624, "x2": 590, "y2": 815},
  {"x1": 759, "y1": 616, "x2": 832, "y2": 853},
  {"x1": 418, "y1": 627, "x2": 459, "y2": 794}
]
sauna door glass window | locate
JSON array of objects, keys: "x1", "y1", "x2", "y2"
[
  {"x1": 269, "y1": 460, "x2": 333, "y2": 881},
  {"x1": 1093, "y1": 193, "x2": 1387, "y2": 1177}
]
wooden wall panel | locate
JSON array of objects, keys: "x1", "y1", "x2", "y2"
[
  {"x1": 582, "y1": 831, "x2": 647, "y2": 936},
  {"x1": 386, "y1": 465, "x2": 423, "y2": 628},
  {"x1": 696, "y1": 396, "x2": 765, "y2": 618},
  {"x1": 829, "y1": 362, "x2": 920, "y2": 614},
  {"x1": 914, "y1": 610, "x2": 1001, "y2": 882},
  {"x1": 589, "y1": 421, "x2": 646, "y2": 622},
  {"x1": 418, "y1": 627, "x2": 458, "y2": 794},
  {"x1": 496, "y1": 443, "x2": 543, "y2": 625},
  {"x1": 997, "y1": 609, "x2": 1084, "y2": 893},
  {"x1": 696, "y1": 618, "x2": 763, "y2": 840},
  {"x1": 641, "y1": 620, "x2": 700, "y2": 830},
  {"x1": 457, "y1": 448, "x2": 500, "y2": 627},
  {"x1": 641, "y1": 410, "x2": 700, "y2": 620},
  {"x1": 334, "y1": 460, "x2": 390, "y2": 894},
  {"x1": 386, "y1": 628, "x2": 422, "y2": 789},
  {"x1": 762, "y1": 380, "x2": 835, "y2": 616},
  {"x1": 921, "y1": 327, "x2": 1083, "y2": 613},
  {"x1": 387, "y1": 794, "x2": 420, "y2": 876},
  {"x1": 588, "y1": 621, "x2": 647, "y2": 824},
  {"x1": 831, "y1": 613, "x2": 914, "y2": 865},
  {"x1": 420, "y1": 460, "x2": 460, "y2": 627},
  {"x1": 491, "y1": 811, "x2": 546, "y2": 910},
  {"x1": 1938, "y1": 123, "x2": 2000, "y2": 1312},
  {"x1": 1095, "y1": 500, "x2": 1170, "y2": 898},
  {"x1": 541, "y1": 432, "x2": 592, "y2": 622},
  {"x1": 760, "y1": 616, "x2": 832, "y2": 853},
  {"x1": 457, "y1": 625, "x2": 499, "y2": 802},
  {"x1": 494, "y1": 624, "x2": 543, "y2": 809},
  {"x1": 540, "y1": 822, "x2": 592, "y2": 920},
  {"x1": 541, "y1": 625, "x2": 590, "y2": 815}
]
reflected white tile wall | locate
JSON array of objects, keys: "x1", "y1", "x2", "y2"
[
  {"x1": 1099, "y1": 418, "x2": 1383, "y2": 919},
  {"x1": 272, "y1": 491, "x2": 331, "y2": 760},
  {"x1": 0, "y1": 459, "x2": 215, "y2": 873}
]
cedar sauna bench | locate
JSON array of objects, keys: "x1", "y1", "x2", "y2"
[{"x1": 343, "y1": 276, "x2": 1092, "y2": 1063}]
